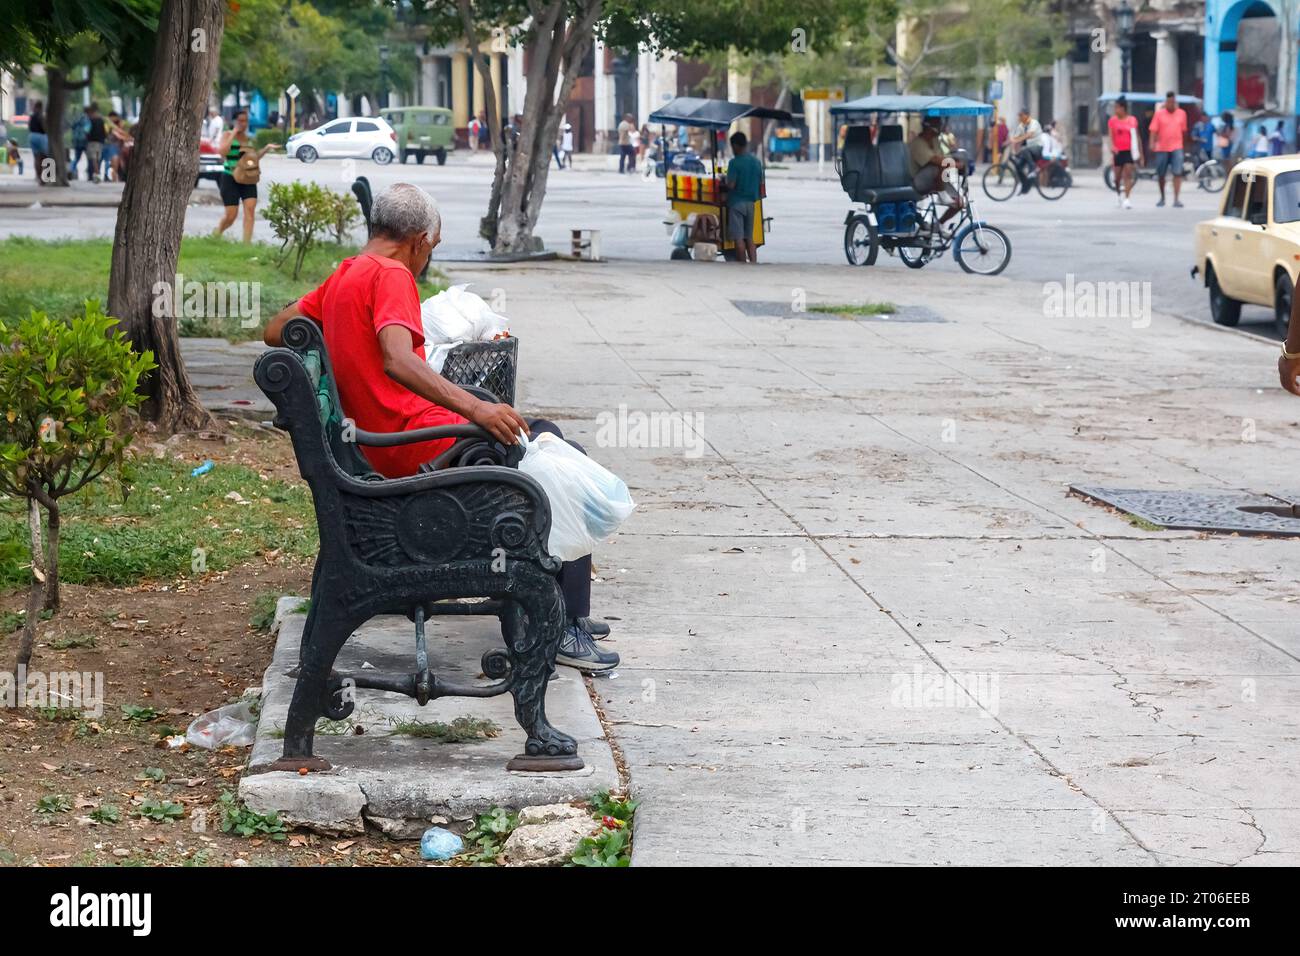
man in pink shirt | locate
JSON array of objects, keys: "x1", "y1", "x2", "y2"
[{"x1": 1148, "y1": 90, "x2": 1188, "y2": 207}]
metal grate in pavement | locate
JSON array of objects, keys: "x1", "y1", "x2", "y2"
[{"x1": 1070, "y1": 485, "x2": 1300, "y2": 537}]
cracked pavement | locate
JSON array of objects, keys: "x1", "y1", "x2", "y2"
[{"x1": 453, "y1": 253, "x2": 1300, "y2": 866}]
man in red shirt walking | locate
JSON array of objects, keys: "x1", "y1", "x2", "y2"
[
  {"x1": 263, "y1": 183, "x2": 618, "y2": 672},
  {"x1": 1148, "y1": 91, "x2": 1188, "y2": 208}
]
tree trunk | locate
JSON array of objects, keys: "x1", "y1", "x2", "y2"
[
  {"x1": 14, "y1": 499, "x2": 46, "y2": 672},
  {"x1": 107, "y1": 0, "x2": 225, "y2": 433},
  {"x1": 42, "y1": 501, "x2": 60, "y2": 613},
  {"x1": 460, "y1": 0, "x2": 600, "y2": 255},
  {"x1": 44, "y1": 67, "x2": 69, "y2": 186}
]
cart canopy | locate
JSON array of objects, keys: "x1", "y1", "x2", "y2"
[
  {"x1": 832, "y1": 94, "x2": 993, "y2": 118},
  {"x1": 648, "y1": 97, "x2": 794, "y2": 130},
  {"x1": 1097, "y1": 91, "x2": 1201, "y2": 105}
]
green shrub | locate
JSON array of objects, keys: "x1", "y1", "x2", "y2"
[
  {"x1": 327, "y1": 190, "x2": 362, "y2": 244},
  {"x1": 263, "y1": 181, "x2": 338, "y2": 279},
  {"x1": 0, "y1": 301, "x2": 154, "y2": 668},
  {"x1": 253, "y1": 128, "x2": 285, "y2": 150}
]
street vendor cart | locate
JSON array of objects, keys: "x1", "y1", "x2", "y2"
[{"x1": 647, "y1": 96, "x2": 793, "y2": 261}]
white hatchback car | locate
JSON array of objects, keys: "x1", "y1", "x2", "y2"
[{"x1": 286, "y1": 117, "x2": 399, "y2": 165}]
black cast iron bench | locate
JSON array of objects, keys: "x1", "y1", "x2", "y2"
[{"x1": 252, "y1": 317, "x2": 581, "y2": 773}]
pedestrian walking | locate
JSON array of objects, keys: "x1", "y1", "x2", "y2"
[
  {"x1": 27, "y1": 101, "x2": 48, "y2": 183},
  {"x1": 214, "y1": 108, "x2": 281, "y2": 243},
  {"x1": 1149, "y1": 91, "x2": 1188, "y2": 207},
  {"x1": 617, "y1": 113, "x2": 635, "y2": 173},
  {"x1": 104, "y1": 112, "x2": 131, "y2": 181},
  {"x1": 476, "y1": 112, "x2": 490, "y2": 151},
  {"x1": 561, "y1": 122, "x2": 573, "y2": 168},
  {"x1": 70, "y1": 107, "x2": 90, "y2": 180},
  {"x1": 468, "y1": 113, "x2": 481, "y2": 152},
  {"x1": 1108, "y1": 97, "x2": 1140, "y2": 209},
  {"x1": 84, "y1": 103, "x2": 106, "y2": 182},
  {"x1": 1270, "y1": 121, "x2": 1286, "y2": 156},
  {"x1": 203, "y1": 107, "x2": 224, "y2": 144}
]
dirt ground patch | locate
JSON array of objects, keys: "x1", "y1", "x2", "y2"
[{"x1": 0, "y1": 429, "x2": 437, "y2": 866}]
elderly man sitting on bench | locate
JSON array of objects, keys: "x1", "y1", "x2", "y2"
[
  {"x1": 263, "y1": 183, "x2": 618, "y2": 672},
  {"x1": 908, "y1": 116, "x2": 964, "y2": 236}
]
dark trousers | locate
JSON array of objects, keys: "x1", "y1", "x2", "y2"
[
  {"x1": 619, "y1": 144, "x2": 635, "y2": 173},
  {"x1": 528, "y1": 419, "x2": 590, "y2": 620}
]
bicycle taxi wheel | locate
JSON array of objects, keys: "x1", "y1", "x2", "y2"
[
  {"x1": 843, "y1": 213, "x2": 879, "y2": 266},
  {"x1": 953, "y1": 222, "x2": 1011, "y2": 276},
  {"x1": 1035, "y1": 161, "x2": 1070, "y2": 200}
]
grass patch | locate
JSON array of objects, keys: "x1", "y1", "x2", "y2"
[
  {"x1": 47, "y1": 633, "x2": 97, "y2": 650},
  {"x1": 250, "y1": 593, "x2": 308, "y2": 633},
  {"x1": 1125, "y1": 514, "x2": 1163, "y2": 532},
  {"x1": 0, "y1": 455, "x2": 316, "y2": 590},
  {"x1": 388, "y1": 715, "x2": 501, "y2": 742},
  {"x1": 808, "y1": 301, "x2": 897, "y2": 317},
  {"x1": 0, "y1": 236, "x2": 444, "y2": 342}
]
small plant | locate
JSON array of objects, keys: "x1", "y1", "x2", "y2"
[
  {"x1": 35, "y1": 706, "x2": 80, "y2": 721},
  {"x1": 250, "y1": 592, "x2": 281, "y2": 633},
  {"x1": 136, "y1": 767, "x2": 166, "y2": 783},
  {"x1": 590, "y1": 790, "x2": 639, "y2": 823},
  {"x1": 48, "y1": 633, "x2": 96, "y2": 650},
  {"x1": 388, "y1": 715, "x2": 501, "y2": 743},
  {"x1": 89, "y1": 804, "x2": 121, "y2": 824},
  {"x1": 571, "y1": 828, "x2": 631, "y2": 867},
  {"x1": 462, "y1": 807, "x2": 518, "y2": 863},
  {"x1": 807, "y1": 301, "x2": 897, "y2": 317},
  {"x1": 36, "y1": 795, "x2": 73, "y2": 814},
  {"x1": 0, "y1": 301, "x2": 154, "y2": 671},
  {"x1": 218, "y1": 790, "x2": 288, "y2": 840},
  {"x1": 263, "y1": 182, "x2": 339, "y2": 278},
  {"x1": 135, "y1": 799, "x2": 185, "y2": 822},
  {"x1": 327, "y1": 191, "x2": 361, "y2": 244},
  {"x1": 121, "y1": 704, "x2": 160, "y2": 723}
]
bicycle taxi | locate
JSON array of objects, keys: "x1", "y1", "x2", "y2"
[
  {"x1": 647, "y1": 96, "x2": 793, "y2": 260},
  {"x1": 833, "y1": 94, "x2": 1010, "y2": 275}
]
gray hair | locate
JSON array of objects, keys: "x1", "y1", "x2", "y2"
[{"x1": 371, "y1": 183, "x2": 441, "y2": 241}]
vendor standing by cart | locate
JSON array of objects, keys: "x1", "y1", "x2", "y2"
[{"x1": 723, "y1": 132, "x2": 763, "y2": 263}]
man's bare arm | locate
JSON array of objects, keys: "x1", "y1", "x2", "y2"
[
  {"x1": 263, "y1": 299, "x2": 306, "y2": 347},
  {"x1": 377, "y1": 325, "x2": 529, "y2": 444}
]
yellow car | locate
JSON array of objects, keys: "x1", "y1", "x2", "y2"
[{"x1": 1193, "y1": 156, "x2": 1300, "y2": 337}]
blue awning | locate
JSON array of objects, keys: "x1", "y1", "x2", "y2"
[
  {"x1": 831, "y1": 95, "x2": 993, "y2": 118},
  {"x1": 648, "y1": 97, "x2": 794, "y2": 130},
  {"x1": 1098, "y1": 91, "x2": 1201, "y2": 105}
]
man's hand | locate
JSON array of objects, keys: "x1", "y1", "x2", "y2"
[
  {"x1": 1278, "y1": 353, "x2": 1300, "y2": 396},
  {"x1": 469, "y1": 399, "x2": 529, "y2": 445}
]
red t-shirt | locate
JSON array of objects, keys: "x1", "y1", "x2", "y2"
[
  {"x1": 1148, "y1": 107, "x2": 1187, "y2": 153},
  {"x1": 1108, "y1": 115, "x2": 1136, "y2": 152},
  {"x1": 297, "y1": 254, "x2": 467, "y2": 478}
]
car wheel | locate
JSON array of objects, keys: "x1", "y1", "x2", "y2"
[
  {"x1": 372, "y1": 147, "x2": 394, "y2": 165},
  {"x1": 435, "y1": 148, "x2": 447, "y2": 166},
  {"x1": 1207, "y1": 265, "x2": 1242, "y2": 327},
  {"x1": 298, "y1": 145, "x2": 317, "y2": 164},
  {"x1": 416, "y1": 150, "x2": 426, "y2": 165},
  {"x1": 1275, "y1": 271, "x2": 1294, "y2": 338}
]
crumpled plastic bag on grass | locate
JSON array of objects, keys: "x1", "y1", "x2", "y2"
[
  {"x1": 185, "y1": 700, "x2": 258, "y2": 749},
  {"x1": 421, "y1": 284, "x2": 508, "y2": 347},
  {"x1": 516, "y1": 432, "x2": 636, "y2": 562}
]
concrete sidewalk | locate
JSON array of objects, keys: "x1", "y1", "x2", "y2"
[
  {"x1": 446, "y1": 256, "x2": 1300, "y2": 866},
  {"x1": 190, "y1": 254, "x2": 1300, "y2": 864}
]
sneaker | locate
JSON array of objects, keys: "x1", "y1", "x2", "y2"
[
  {"x1": 1123, "y1": 197, "x2": 1132, "y2": 209},
  {"x1": 1156, "y1": 197, "x2": 1166, "y2": 207},
  {"x1": 578, "y1": 616, "x2": 611, "y2": 639},
  {"x1": 556, "y1": 623, "x2": 619, "y2": 672},
  {"x1": 1173, "y1": 199, "x2": 1184, "y2": 208}
]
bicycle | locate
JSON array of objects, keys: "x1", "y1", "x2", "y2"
[
  {"x1": 1193, "y1": 156, "x2": 1227, "y2": 192},
  {"x1": 845, "y1": 164, "x2": 1011, "y2": 276},
  {"x1": 982, "y1": 151, "x2": 1071, "y2": 201}
]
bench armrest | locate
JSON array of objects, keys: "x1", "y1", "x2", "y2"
[{"x1": 355, "y1": 423, "x2": 492, "y2": 447}]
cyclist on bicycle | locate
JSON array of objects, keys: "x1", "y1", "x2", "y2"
[
  {"x1": 1008, "y1": 108, "x2": 1043, "y2": 195},
  {"x1": 909, "y1": 116, "x2": 964, "y2": 236}
]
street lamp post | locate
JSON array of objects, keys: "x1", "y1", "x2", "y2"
[
  {"x1": 1116, "y1": 1, "x2": 1135, "y2": 93},
  {"x1": 379, "y1": 45, "x2": 390, "y2": 111}
]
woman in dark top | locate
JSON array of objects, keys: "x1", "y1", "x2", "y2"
[
  {"x1": 27, "y1": 102, "x2": 48, "y2": 182},
  {"x1": 214, "y1": 108, "x2": 280, "y2": 242}
]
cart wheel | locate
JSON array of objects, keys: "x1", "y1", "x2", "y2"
[
  {"x1": 843, "y1": 213, "x2": 878, "y2": 266},
  {"x1": 670, "y1": 247, "x2": 690, "y2": 261},
  {"x1": 721, "y1": 247, "x2": 738, "y2": 261},
  {"x1": 898, "y1": 240, "x2": 932, "y2": 269}
]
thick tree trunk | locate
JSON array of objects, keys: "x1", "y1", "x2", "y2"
[
  {"x1": 107, "y1": 0, "x2": 225, "y2": 432},
  {"x1": 14, "y1": 499, "x2": 46, "y2": 672},
  {"x1": 460, "y1": 0, "x2": 600, "y2": 255},
  {"x1": 44, "y1": 68, "x2": 69, "y2": 186}
]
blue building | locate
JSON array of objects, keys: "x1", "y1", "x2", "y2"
[{"x1": 1204, "y1": 0, "x2": 1297, "y2": 115}]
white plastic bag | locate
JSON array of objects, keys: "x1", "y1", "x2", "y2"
[
  {"x1": 517, "y1": 432, "x2": 636, "y2": 561},
  {"x1": 421, "y1": 284, "x2": 508, "y2": 347},
  {"x1": 185, "y1": 700, "x2": 259, "y2": 749}
]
